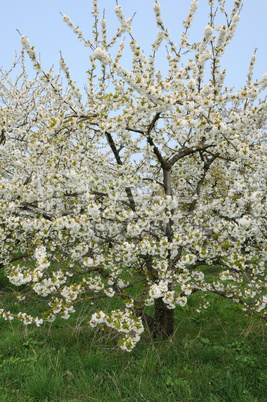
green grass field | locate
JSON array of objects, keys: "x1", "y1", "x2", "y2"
[{"x1": 0, "y1": 267, "x2": 266, "y2": 402}]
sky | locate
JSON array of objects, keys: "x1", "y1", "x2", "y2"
[{"x1": 1, "y1": 0, "x2": 267, "y2": 93}]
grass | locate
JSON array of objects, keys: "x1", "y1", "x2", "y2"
[{"x1": 0, "y1": 268, "x2": 266, "y2": 401}]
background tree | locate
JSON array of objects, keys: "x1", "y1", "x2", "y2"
[{"x1": 0, "y1": 0, "x2": 266, "y2": 351}]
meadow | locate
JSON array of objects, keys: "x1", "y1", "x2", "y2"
[{"x1": 0, "y1": 266, "x2": 266, "y2": 402}]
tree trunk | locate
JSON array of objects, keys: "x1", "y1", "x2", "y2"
[
  {"x1": 153, "y1": 298, "x2": 174, "y2": 337},
  {"x1": 153, "y1": 167, "x2": 174, "y2": 337}
]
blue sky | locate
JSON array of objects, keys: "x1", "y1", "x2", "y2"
[{"x1": 1, "y1": 0, "x2": 267, "y2": 92}]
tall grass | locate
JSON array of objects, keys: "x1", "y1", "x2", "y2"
[{"x1": 0, "y1": 267, "x2": 266, "y2": 401}]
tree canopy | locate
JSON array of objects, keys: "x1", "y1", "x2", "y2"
[{"x1": 0, "y1": 0, "x2": 266, "y2": 351}]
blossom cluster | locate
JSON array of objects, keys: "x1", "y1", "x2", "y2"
[
  {"x1": 62, "y1": 14, "x2": 84, "y2": 41},
  {"x1": 90, "y1": 309, "x2": 144, "y2": 351},
  {"x1": 21, "y1": 35, "x2": 42, "y2": 72},
  {"x1": 114, "y1": 5, "x2": 132, "y2": 33},
  {"x1": 183, "y1": 1, "x2": 199, "y2": 29},
  {"x1": 92, "y1": 47, "x2": 111, "y2": 65}
]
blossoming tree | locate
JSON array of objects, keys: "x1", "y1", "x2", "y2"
[{"x1": 0, "y1": 0, "x2": 266, "y2": 351}]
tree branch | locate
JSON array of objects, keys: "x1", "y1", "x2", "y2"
[{"x1": 105, "y1": 131, "x2": 136, "y2": 211}]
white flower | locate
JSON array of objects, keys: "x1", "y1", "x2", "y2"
[
  {"x1": 89, "y1": 204, "x2": 100, "y2": 220},
  {"x1": 114, "y1": 5, "x2": 125, "y2": 23},
  {"x1": 237, "y1": 216, "x2": 251, "y2": 229},
  {"x1": 62, "y1": 14, "x2": 74, "y2": 28},
  {"x1": 261, "y1": 72, "x2": 267, "y2": 90},
  {"x1": 104, "y1": 287, "x2": 115, "y2": 297},
  {"x1": 92, "y1": 0, "x2": 99, "y2": 17},
  {"x1": 83, "y1": 257, "x2": 94, "y2": 267},
  {"x1": 184, "y1": 101, "x2": 195, "y2": 112},
  {"x1": 163, "y1": 291, "x2": 175, "y2": 309},
  {"x1": 117, "y1": 278, "x2": 129, "y2": 289},
  {"x1": 153, "y1": 2, "x2": 161, "y2": 14},
  {"x1": 90, "y1": 311, "x2": 106, "y2": 327},
  {"x1": 176, "y1": 296, "x2": 187, "y2": 307},
  {"x1": 21, "y1": 35, "x2": 30, "y2": 47},
  {"x1": 183, "y1": 1, "x2": 199, "y2": 28},
  {"x1": 217, "y1": 25, "x2": 227, "y2": 46},
  {"x1": 92, "y1": 47, "x2": 111, "y2": 65},
  {"x1": 181, "y1": 284, "x2": 192, "y2": 295},
  {"x1": 187, "y1": 78, "x2": 196, "y2": 90},
  {"x1": 153, "y1": 2, "x2": 163, "y2": 25},
  {"x1": 149, "y1": 281, "x2": 168, "y2": 299},
  {"x1": 198, "y1": 50, "x2": 212, "y2": 66},
  {"x1": 204, "y1": 25, "x2": 213, "y2": 41},
  {"x1": 152, "y1": 32, "x2": 164, "y2": 52}
]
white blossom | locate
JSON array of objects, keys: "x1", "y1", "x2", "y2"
[
  {"x1": 92, "y1": 47, "x2": 111, "y2": 65},
  {"x1": 0, "y1": 0, "x2": 266, "y2": 352}
]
